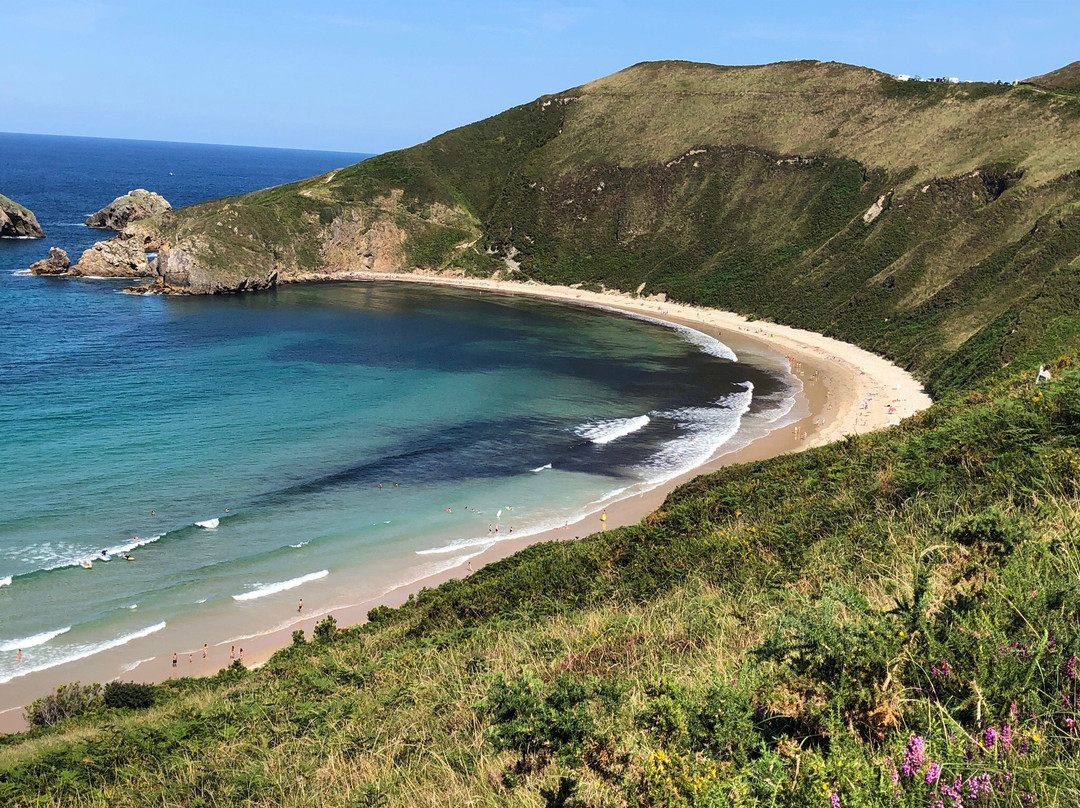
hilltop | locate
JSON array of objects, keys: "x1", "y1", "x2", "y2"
[
  {"x1": 101, "y1": 58, "x2": 1080, "y2": 396},
  {"x1": 1024, "y1": 60, "x2": 1080, "y2": 95},
  {"x1": 5, "y1": 60, "x2": 1080, "y2": 807}
]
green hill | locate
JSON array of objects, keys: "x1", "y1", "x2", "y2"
[
  {"x1": 135, "y1": 59, "x2": 1080, "y2": 396},
  {"x1": 6, "y1": 60, "x2": 1080, "y2": 807}
]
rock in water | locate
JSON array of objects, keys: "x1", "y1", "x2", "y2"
[
  {"x1": 0, "y1": 193, "x2": 45, "y2": 238},
  {"x1": 85, "y1": 189, "x2": 171, "y2": 230},
  {"x1": 69, "y1": 238, "x2": 150, "y2": 277},
  {"x1": 28, "y1": 247, "x2": 71, "y2": 275}
]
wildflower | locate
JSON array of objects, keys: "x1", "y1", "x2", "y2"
[
  {"x1": 924, "y1": 761, "x2": 941, "y2": 784},
  {"x1": 1067, "y1": 718, "x2": 1076, "y2": 730},
  {"x1": 1067, "y1": 655, "x2": 1077, "y2": 680},
  {"x1": 829, "y1": 793, "x2": 841, "y2": 808},
  {"x1": 901, "y1": 734, "x2": 926, "y2": 777},
  {"x1": 983, "y1": 726, "x2": 998, "y2": 749},
  {"x1": 1001, "y1": 724, "x2": 1013, "y2": 752}
]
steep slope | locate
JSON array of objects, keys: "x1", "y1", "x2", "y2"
[
  {"x1": 125, "y1": 59, "x2": 1080, "y2": 395},
  {"x1": 1024, "y1": 61, "x2": 1080, "y2": 95}
]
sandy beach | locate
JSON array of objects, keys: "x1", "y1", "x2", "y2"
[{"x1": 0, "y1": 275, "x2": 930, "y2": 733}]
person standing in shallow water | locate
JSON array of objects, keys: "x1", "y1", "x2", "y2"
[{"x1": 297, "y1": 598, "x2": 303, "y2": 613}]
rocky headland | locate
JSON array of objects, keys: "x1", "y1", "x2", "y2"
[
  {"x1": 85, "y1": 189, "x2": 171, "y2": 230},
  {"x1": 69, "y1": 237, "x2": 152, "y2": 277},
  {"x1": 0, "y1": 193, "x2": 45, "y2": 239},
  {"x1": 28, "y1": 248, "x2": 70, "y2": 275}
]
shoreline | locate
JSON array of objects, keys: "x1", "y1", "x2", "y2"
[{"x1": 0, "y1": 275, "x2": 930, "y2": 733}]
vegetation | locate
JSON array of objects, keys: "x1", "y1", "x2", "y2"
[
  {"x1": 5, "y1": 59, "x2": 1080, "y2": 806},
  {"x1": 143, "y1": 59, "x2": 1080, "y2": 398}
]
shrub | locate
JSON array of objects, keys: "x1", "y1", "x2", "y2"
[
  {"x1": 291, "y1": 629, "x2": 307, "y2": 646},
  {"x1": 313, "y1": 614, "x2": 338, "y2": 643},
  {"x1": 24, "y1": 682, "x2": 101, "y2": 727},
  {"x1": 103, "y1": 681, "x2": 155, "y2": 710}
]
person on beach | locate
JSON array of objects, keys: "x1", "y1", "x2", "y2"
[
  {"x1": 601, "y1": 509, "x2": 607, "y2": 531},
  {"x1": 230, "y1": 645, "x2": 235, "y2": 661},
  {"x1": 297, "y1": 598, "x2": 303, "y2": 613},
  {"x1": 189, "y1": 654, "x2": 193, "y2": 665},
  {"x1": 16, "y1": 649, "x2": 21, "y2": 662},
  {"x1": 202, "y1": 643, "x2": 208, "y2": 659},
  {"x1": 239, "y1": 648, "x2": 244, "y2": 662},
  {"x1": 172, "y1": 652, "x2": 177, "y2": 669}
]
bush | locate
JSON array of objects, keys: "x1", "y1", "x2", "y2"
[
  {"x1": 313, "y1": 614, "x2": 338, "y2": 643},
  {"x1": 103, "y1": 681, "x2": 155, "y2": 710},
  {"x1": 24, "y1": 682, "x2": 101, "y2": 727},
  {"x1": 291, "y1": 629, "x2": 307, "y2": 646}
]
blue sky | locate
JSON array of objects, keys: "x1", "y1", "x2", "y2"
[{"x1": 4, "y1": 1, "x2": 1077, "y2": 154}]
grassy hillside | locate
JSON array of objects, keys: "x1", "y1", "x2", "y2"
[
  {"x1": 1024, "y1": 61, "x2": 1080, "y2": 95},
  {"x1": 7, "y1": 60, "x2": 1080, "y2": 807},
  {"x1": 139, "y1": 60, "x2": 1080, "y2": 397}
]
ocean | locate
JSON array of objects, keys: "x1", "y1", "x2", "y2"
[{"x1": 0, "y1": 133, "x2": 798, "y2": 695}]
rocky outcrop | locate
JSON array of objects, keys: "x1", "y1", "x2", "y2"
[
  {"x1": 28, "y1": 247, "x2": 70, "y2": 275},
  {"x1": 147, "y1": 242, "x2": 279, "y2": 294},
  {"x1": 0, "y1": 193, "x2": 45, "y2": 238},
  {"x1": 85, "y1": 189, "x2": 171, "y2": 230},
  {"x1": 69, "y1": 238, "x2": 150, "y2": 277}
]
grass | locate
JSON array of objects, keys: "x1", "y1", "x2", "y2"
[{"x1": 5, "y1": 357, "x2": 1080, "y2": 805}]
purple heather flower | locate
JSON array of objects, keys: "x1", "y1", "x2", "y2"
[
  {"x1": 1001, "y1": 724, "x2": 1013, "y2": 751},
  {"x1": 1019, "y1": 738, "x2": 1031, "y2": 755},
  {"x1": 966, "y1": 773, "x2": 992, "y2": 799},
  {"x1": 1010, "y1": 702, "x2": 1019, "y2": 719},
  {"x1": 1068, "y1": 717, "x2": 1076, "y2": 729},
  {"x1": 924, "y1": 761, "x2": 941, "y2": 784},
  {"x1": 1067, "y1": 655, "x2": 1077, "y2": 680},
  {"x1": 901, "y1": 734, "x2": 926, "y2": 777},
  {"x1": 829, "y1": 793, "x2": 841, "y2": 808},
  {"x1": 983, "y1": 726, "x2": 999, "y2": 748}
]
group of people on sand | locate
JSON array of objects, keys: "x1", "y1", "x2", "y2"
[{"x1": 171, "y1": 644, "x2": 243, "y2": 671}]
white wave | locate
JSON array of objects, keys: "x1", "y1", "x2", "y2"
[
  {"x1": 120, "y1": 655, "x2": 157, "y2": 673},
  {"x1": 0, "y1": 626, "x2": 71, "y2": 652},
  {"x1": 12, "y1": 268, "x2": 32, "y2": 276},
  {"x1": 128, "y1": 604, "x2": 138, "y2": 610},
  {"x1": 289, "y1": 541, "x2": 309, "y2": 549},
  {"x1": 0, "y1": 622, "x2": 167, "y2": 685},
  {"x1": 575, "y1": 414, "x2": 650, "y2": 445},
  {"x1": 110, "y1": 533, "x2": 163, "y2": 555},
  {"x1": 587, "y1": 487, "x2": 629, "y2": 507},
  {"x1": 232, "y1": 569, "x2": 328, "y2": 601},
  {"x1": 0, "y1": 576, "x2": 10, "y2": 588},
  {"x1": 642, "y1": 384, "x2": 754, "y2": 485},
  {"x1": 592, "y1": 304, "x2": 738, "y2": 362},
  {"x1": 531, "y1": 463, "x2": 552, "y2": 472},
  {"x1": 194, "y1": 598, "x2": 207, "y2": 604},
  {"x1": 195, "y1": 518, "x2": 219, "y2": 529}
]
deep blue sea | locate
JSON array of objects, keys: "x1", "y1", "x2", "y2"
[{"x1": 0, "y1": 133, "x2": 797, "y2": 702}]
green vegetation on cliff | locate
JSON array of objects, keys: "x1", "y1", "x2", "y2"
[
  {"x1": 145, "y1": 59, "x2": 1080, "y2": 398},
  {"x1": 6, "y1": 60, "x2": 1080, "y2": 807}
]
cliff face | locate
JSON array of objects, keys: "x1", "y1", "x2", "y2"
[
  {"x1": 0, "y1": 193, "x2": 45, "y2": 238},
  {"x1": 96, "y1": 60, "x2": 1080, "y2": 392}
]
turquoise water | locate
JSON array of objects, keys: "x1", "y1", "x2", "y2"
[{"x1": 0, "y1": 135, "x2": 798, "y2": 692}]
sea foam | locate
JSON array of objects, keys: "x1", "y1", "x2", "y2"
[
  {"x1": 593, "y1": 305, "x2": 738, "y2": 362},
  {"x1": 575, "y1": 414, "x2": 650, "y2": 445},
  {"x1": 0, "y1": 621, "x2": 167, "y2": 685},
  {"x1": 232, "y1": 569, "x2": 329, "y2": 601},
  {"x1": 0, "y1": 626, "x2": 71, "y2": 652}
]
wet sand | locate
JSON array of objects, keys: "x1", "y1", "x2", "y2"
[{"x1": 0, "y1": 276, "x2": 930, "y2": 733}]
